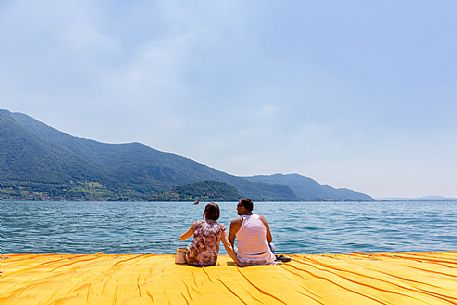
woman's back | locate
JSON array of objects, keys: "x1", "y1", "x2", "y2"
[{"x1": 186, "y1": 219, "x2": 226, "y2": 266}]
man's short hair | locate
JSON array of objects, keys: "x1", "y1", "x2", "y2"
[
  {"x1": 204, "y1": 202, "x2": 220, "y2": 221},
  {"x1": 239, "y1": 198, "x2": 254, "y2": 212}
]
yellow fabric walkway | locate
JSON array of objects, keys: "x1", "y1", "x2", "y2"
[{"x1": 1, "y1": 252, "x2": 457, "y2": 305}]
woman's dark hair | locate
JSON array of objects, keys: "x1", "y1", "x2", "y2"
[
  {"x1": 204, "y1": 202, "x2": 220, "y2": 221},
  {"x1": 239, "y1": 198, "x2": 254, "y2": 212}
]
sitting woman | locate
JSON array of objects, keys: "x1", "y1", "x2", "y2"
[{"x1": 180, "y1": 202, "x2": 239, "y2": 266}]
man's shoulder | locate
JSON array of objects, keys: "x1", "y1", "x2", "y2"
[
  {"x1": 230, "y1": 217, "x2": 242, "y2": 226},
  {"x1": 258, "y1": 214, "x2": 269, "y2": 224}
]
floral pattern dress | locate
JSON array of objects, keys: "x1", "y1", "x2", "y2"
[{"x1": 186, "y1": 219, "x2": 226, "y2": 266}]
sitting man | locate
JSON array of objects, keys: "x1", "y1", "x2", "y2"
[{"x1": 229, "y1": 198, "x2": 276, "y2": 265}]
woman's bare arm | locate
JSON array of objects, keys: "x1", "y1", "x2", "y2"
[
  {"x1": 180, "y1": 226, "x2": 193, "y2": 240},
  {"x1": 221, "y1": 230, "x2": 240, "y2": 266}
]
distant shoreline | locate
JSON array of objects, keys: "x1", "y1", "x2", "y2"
[{"x1": 2, "y1": 199, "x2": 457, "y2": 203}]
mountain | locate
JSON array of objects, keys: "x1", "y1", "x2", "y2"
[
  {"x1": 378, "y1": 196, "x2": 457, "y2": 201},
  {"x1": 0, "y1": 109, "x2": 372, "y2": 201},
  {"x1": 0, "y1": 109, "x2": 295, "y2": 201},
  {"x1": 156, "y1": 180, "x2": 241, "y2": 201},
  {"x1": 245, "y1": 173, "x2": 373, "y2": 201},
  {"x1": 417, "y1": 195, "x2": 457, "y2": 201}
]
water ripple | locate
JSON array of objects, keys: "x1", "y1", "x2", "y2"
[{"x1": 1, "y1": 200, "x2": 457, "y2": 254}]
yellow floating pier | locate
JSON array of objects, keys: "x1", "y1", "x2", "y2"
[{"x1": 1, "y1": 252, "x2": 457, "y2": 305}]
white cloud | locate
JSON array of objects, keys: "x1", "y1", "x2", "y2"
[{"x1": 261, "y1": 104, "x2": 276, "y2": 117}]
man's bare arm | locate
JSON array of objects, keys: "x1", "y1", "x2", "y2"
[
  {"x1": 259, "y1": 215, "x2": 273, "y2": 243},
  {"x1": 229, "y1": 218, "x2": 242, "y2": 248}
]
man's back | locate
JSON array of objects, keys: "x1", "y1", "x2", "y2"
[
  {"x1": 236, "y1": 214, "x2": 270, "y2": 258},
  {"x1": 229, "y1": 198, "x2": 276, "y2": 264}
]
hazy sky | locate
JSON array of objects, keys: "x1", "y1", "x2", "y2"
[{"x1": 1, "y1": 1, "x2": 456, "y2": 198}]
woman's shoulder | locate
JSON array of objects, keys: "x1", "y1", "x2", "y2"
[
  {"x1": 200, "y1": 220, "x2": 226, "y2": 231},
  {"x1": 192, "y1": 219, "x2": 205, "y2": 228}
]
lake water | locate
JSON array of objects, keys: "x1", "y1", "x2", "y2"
[{"x1": 1, "y1": 200, "x2": 457, "y2": 254}]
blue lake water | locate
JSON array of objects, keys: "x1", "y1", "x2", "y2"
[{"x1": 1, "y1": 200, "x2": 457, "y2": 254}]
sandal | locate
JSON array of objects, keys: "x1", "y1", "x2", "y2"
[{"x1": 275, "y1": 254, "x2": 291, "y2": 262}]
